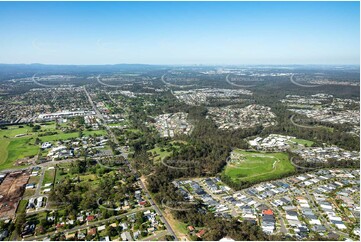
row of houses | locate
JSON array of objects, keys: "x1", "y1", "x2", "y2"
[
  {"x1": 293, "y1": 146, "x2": 359, "y2": 164},
  {"x1": 38, "y1": 110, "x2": 95, "y2": 121},
  {"x1": 45, "y1": 136, "x2": 108, "y2": 160},
  {"x1": 27, "y1": 196, "x2": 45, "y2": 209},
  {"x1": 248, "y1": 134, "x2": 296, "y2": 151}
]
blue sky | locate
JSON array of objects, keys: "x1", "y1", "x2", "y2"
[{"x1": 0, "y1": 1, "x2": 359, "y2": 65}]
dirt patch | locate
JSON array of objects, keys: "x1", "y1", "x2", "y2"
[
  {"x1": 14, "y1": 155, "x2": 38, "y2": 167},
  {"x1": 0, "y1": 170, "x2": 30, "y2": 219},
  {"x1": 163, "y1": 209, "x2": 189, "y2": 241}
]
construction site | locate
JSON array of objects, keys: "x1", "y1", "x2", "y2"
[{"x1": 0, "y1": 170, "x2": 30, "y2": 219}]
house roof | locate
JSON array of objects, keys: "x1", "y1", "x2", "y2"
[
  {"x1": 196, "y1": 229, "x2": 206, "y2": 238},
  {"x1": 262, "y1": 209, "x2": 274, "y2": 215},
  {"x1": 88, "y1": 228, "x2": 97, "y2": 235}
]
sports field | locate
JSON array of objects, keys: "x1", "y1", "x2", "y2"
[
  {"x1": 224, "y1": 150, "x2": 295, "y2": 183},
  {"x1": 290, "y1": 138, "x2": 314, "y2": 147}
]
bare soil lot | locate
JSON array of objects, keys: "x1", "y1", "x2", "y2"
[{"x1": 0, "y1": 170, "x2": 30, "y2": 219}]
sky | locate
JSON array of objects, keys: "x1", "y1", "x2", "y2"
[{"x1": 0, "y1": 1, "x2": 359, "y2": 65}]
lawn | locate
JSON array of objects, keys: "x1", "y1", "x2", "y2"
[
  {"x1": 28, "y1": 175, "x2": 40, "y2": 184},
  {"x1": 26, "y1": 211, "x2": 47, "y2": 225},
  {"x1": 149, "y1": 142, "x2": 183, "y2": 163},
  {"x1": 78, "y1": 174, "x2": 99, "y2": 185},
  {"x1": 173, "y1": 220, "x2": 189, "y2": 235},
  {"x1": 0, "y1": 137, "x2": 39, "y2": 170},
  {"x1": 0, "y1": 123, "x2": 55, "y2": 138},
  {"x1": 290, "y1": 138, "x2": 314, "y2": 147},
  {"x1": 83, "y1": 130, "x2": 107, "y2": 136},
  {"x1": 39, "y1": 132, "x2": 80, "y2": 142},
  {"x1": 0, "y1": 139, "x2": 10, "y2": 165},
  {"x1": 42, "y1": 169, "x2": 56, "y2": 185},
  {"x1": 54, "y1": 163, "x2": 99, "y2": 185},
  {"x1": 149, "y1": 147, "x2": 173, "y2": 162},
  {"x1": 23, "y1": 189, "x2": 35, "y2": 197},
  {"x1": 224, "y1": 150, "x2": 295, "y2": 183},
  {"x1": 164, "y1": 211, "x2": 190, "y2": 240},
  {"x1": 108, "y1": 121, "x2": 129, "y2": 127},
  {"x1": 0, "y1": 125, "x2": 34, "y2": 138},
  {"x1": 54, "y1": 164, "x2": 71, "y2": 183},
  {"x1": 39, "y1": 130, "x2": 106, "y2": 142},
  {"x1": 7, "y1": 138, "x2": 39, "y2": 162},
  {"x1": 16, "y1": 199, "x2": 28, "y2": 214}
]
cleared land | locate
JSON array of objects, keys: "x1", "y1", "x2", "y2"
[
  {"x1": 0, "y1": 171, "x2": 30, "y2": 219},
  {"x1": 224, "y1": 150, "x2": 295, "y2": 183}
]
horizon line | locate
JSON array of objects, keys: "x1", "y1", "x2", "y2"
[{"x1": 0, "y1": 63, "x2": 360, "y2": 67}]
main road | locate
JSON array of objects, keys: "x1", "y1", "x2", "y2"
[{"x1": 84, "y1": 87, "x2": 178, "y2": 240}]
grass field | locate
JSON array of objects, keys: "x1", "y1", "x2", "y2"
[
  {"x1": 224, "y1": 150, "x2": 295, "y2": 183},
  {"x1": 149, "y1": 147, "x2": 173, "y2": 162},
  {"x1": 0, "y1": 125, "x2": 42, "y2": 170},
  {"x1": 0, "y1": 137, "x2": 39, "y2": 170},
  {"x1": 16, "y1": 199, "x2": 28, "y2": 214},
  {"x1": 39, "y1": 130, "x2": 106, "y2": 142},
  {"x1": 0, "y1": 139, "x2": 10, "y2": 164},
  {"x1": 28, "y1": 175, "x2": 40, "y2": 184},
  {"x1": 83, "y1": 130, "x2": 107, "y2": 136},
  {"x1": 23, "y1": 189, "x2": 35, "y2": 197},
  {"x1": 0, "y1": 125, "x2": 34, "y2": 138},
  {"x1": 148, "y1": 142, "x2": 184, "y2": 163},
  {"x1": 163, "y1": 211, "x2": 190, "y2": 240},
  {"x1": 42, "y1": 169, "x2": 56, "y2": 185},
  {"x1": 290, "y1": 138, "x2": 314, "y2": 147}
]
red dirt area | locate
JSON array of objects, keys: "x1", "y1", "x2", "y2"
[{"x1": 0, "y1": 170, "x2": 30, "y2": 219}]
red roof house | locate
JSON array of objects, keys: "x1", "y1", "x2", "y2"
[
  {"x1": 88, "y1": 228, "x2": 97, "y2": 236},
  {"x1": 262, "y1": 209, "x2": 274, "y2": 216},
  {"x1": 196, "y1": 229, "x2": 206, "y2": 238}
]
